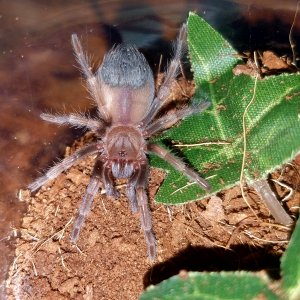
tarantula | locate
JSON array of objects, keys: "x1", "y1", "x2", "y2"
[{"x1": 28, "y1": 24, "x2": 211, "y2": 260}]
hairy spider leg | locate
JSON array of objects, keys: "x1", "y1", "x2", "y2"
[
  {"x1": 140, "y1": 24, "x2": 187, "y2": 126},
  {"x1": 28, "y1": 143, "x2": 102, "y2": 192},
  {"x1": 40, "y1": 113, "x2": 103, "y2": 132},
  {"x1": 71, "y1": 159, "x2": 103, "y2": 243},
  {"x1": 134, "y1": 163, "x2": 156, "y2": 260},
  {"x1": 126, "y1": 164, "x2": 142, "y2": 213},
  {"x1": 71, "y1": 34, "x2": 110, "y2": 123},
  {"x1": 144, "y1": 101, "x2": 211, "y2": 137},
  {"x1": 148, "y1": 143, "x2": 211, "y2": 191}
]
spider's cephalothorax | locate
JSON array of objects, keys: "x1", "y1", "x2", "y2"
[{"x1": 28, "y1": 24, "x2": 211, "y2": 260}]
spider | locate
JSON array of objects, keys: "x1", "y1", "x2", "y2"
[{"x1": 28, "y1": 24, "x2": 211, "y2": 260}]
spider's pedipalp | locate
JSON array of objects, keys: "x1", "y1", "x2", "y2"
[
  {"x1": 28, "y1": 143, "x2": 102, "y2": 192},
  {"x1": 148, "y1": 143, "x2": 211, "y2": 191},
  {"x1": 102, "y1": 164, "x2": 120, "y2": 198},
  {"x1": 41, "y1": 113, "x2": 102, "y2": 132}
]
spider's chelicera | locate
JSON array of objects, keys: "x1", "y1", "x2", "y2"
[{"x1": 28, "y1": 24, "x2": 211, "y2": 260}]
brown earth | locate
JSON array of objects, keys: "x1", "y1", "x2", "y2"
[{"x1": 5, "y1": 54, "x2": 300, "y2": 299}]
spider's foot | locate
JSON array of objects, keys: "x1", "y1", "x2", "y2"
[
  {"x1": 70, "y1": 227, "x2": 79, "y2": 244},
  {"x1": 28, "y1": 180, "x2": 43, "y2": 192},
  {"x1": 145, "y1": 231, "x2": 156, "y2": 261}
]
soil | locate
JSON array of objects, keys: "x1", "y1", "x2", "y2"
[{"x1": 5, "y1": 54, "x2": 300, "y2": 300}]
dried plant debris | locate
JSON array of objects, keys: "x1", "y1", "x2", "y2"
[{"x1": 233, "y1": 50, "x2": 296, "y2": 78}]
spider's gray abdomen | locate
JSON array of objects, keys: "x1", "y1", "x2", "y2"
[
  {"x1": 98, "y1": 45, "x2": 153, "y2": 88},
  {"x1": 98, "y1": 44, "x2": 155, "y2": 124}
]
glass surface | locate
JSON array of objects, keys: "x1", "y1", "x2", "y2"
[{"x1": 0, "y1": 0, "x2": 299, "y2": 297}]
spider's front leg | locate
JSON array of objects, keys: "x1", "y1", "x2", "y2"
[
  {"x1": 71, "y1": 158, "x2": 119, "y2": 243},
  {"x1": 71, "y1": 159, "x2": 103, "y2": 243},
  {"x1": 126, "y1": 165, "x2": 142, "y2": 213},
  {"x1": 134, "y1": 162, "x2": 156, "y2": 260}
]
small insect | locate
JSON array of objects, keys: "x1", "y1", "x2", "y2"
[{"x1": 28, "y1": 24, "x2": 211, "y2": 260}]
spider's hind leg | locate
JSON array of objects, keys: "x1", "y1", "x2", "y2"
[
  {"x1": 140, "y1": 24, "x2": 187, "y2": 126},
  {"x1": 71, "y1": 34, "x2": 110, "y2": 122}
]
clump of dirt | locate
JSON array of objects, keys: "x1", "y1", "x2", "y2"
[{"x1": 5, "y1": 73, "x2": 299, "y2": 299}]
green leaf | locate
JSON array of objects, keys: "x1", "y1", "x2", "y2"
[
  {"x1": 151, "y1": 13, "x2": 300, "y2": 204},
  {"x1": 140, "y1": 271, "x2": 278, "y2": 300},
  {"x1": 281, "y1": 217, "x2": 300, "y2": 300}
]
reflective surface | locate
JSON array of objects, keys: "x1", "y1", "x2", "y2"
[{"x1": 0, "y1": 0, "x2": 299, "y2": 297}]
